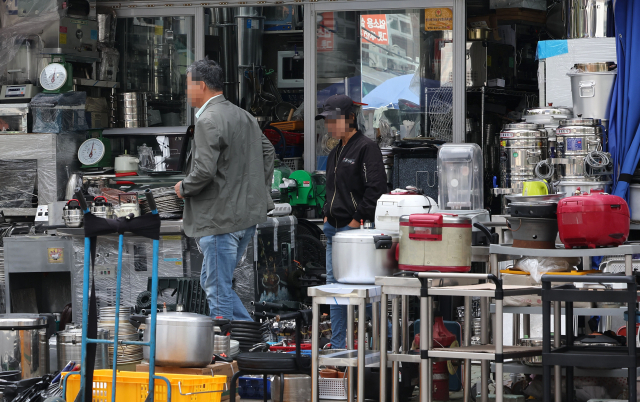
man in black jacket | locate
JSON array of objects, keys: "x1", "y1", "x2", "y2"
[{"x1": 318, "y1": 94, "x2": 387, "y2": 348}]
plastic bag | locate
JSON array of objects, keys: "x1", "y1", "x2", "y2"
[{"x1": 514, "y1": 257, "x2": 580, "y2": 283}]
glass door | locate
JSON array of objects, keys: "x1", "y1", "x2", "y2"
[{"x1": 116, "y1": 16, "x2": 195, "y2": 126}]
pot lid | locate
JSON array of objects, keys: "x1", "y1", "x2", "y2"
[
  {"x1": 524, "y1": 106, "x2": 572, "y2": 116},
  {"x1": 58, "y1": 327, "x2": 109, "y2": 341},
  {"x1": 0, "y1": 314, "x2": 47, "y2": 328},
  {"x1": 559, "y1": 118, "x2": 601, "y2": 127},
  {"x1": 503, "y1": 122, "x2": 542, "y2": 130},
  {"x1": 146, "y1": 312, "x2": 214, "y2": 327},
  {"x1": 333, "y1": 229, "x2": 399, "y2": 243},
  {"x1": 399, "y1": 213, "x2": 472, "y2": 225}
]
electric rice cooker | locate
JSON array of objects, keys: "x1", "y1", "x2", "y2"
[
  {"x1": 557, "y1": 189, "x2": 629, "y2": 249},
  {"x1": 375, "y1": 189, "x2": 438, "y2": 233},
  {"x1": 398, "y1": 213, "x2": 472, "y2": 272}
]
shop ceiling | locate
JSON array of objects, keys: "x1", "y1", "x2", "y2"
[{"x1": 97, "y1": 0, "x2": 449, "y2": 8}]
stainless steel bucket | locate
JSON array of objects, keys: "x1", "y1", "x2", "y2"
[
  {"x1": 568, "y1": 70, "x2": 617, "y2": 120},
  {"x1": 57, "y1": 327, "x2": 110, "y2": 371},
  {"x1": 0, "y1": 314, "x2": 49, "y2": 379},
  {"x1": 555, "y1": 119, "x2": 604, "y2": 180},
  {"x1": 499, "y1": 123, "x2": 548, "y2": 194}
]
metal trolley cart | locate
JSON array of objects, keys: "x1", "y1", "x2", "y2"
[{"x1": 62, "y1": 190, "x2": 173, "y2": 401}]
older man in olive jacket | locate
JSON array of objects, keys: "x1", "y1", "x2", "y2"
[{"x1": 175, "y1": 59, "x2": 275, "y2": 320}]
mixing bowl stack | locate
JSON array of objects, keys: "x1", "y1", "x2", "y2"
[{"x1": 98, "y1": 306, "x2": 143, "y2": 366}]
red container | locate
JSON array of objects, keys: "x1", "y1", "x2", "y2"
[
  {"x1": 557, "y1": 189, "x2": 630, "y2": 249},
  {"x1": 263, "y1": 129, "x2": 304, "y2": 147}
]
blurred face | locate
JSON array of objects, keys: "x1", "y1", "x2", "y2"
[
  {"x1": 186, "y1": 72, "x2": 207, "y2": 108},
  {"x1": 326, "y1": 115, "x2": 354, "y2": 139}
]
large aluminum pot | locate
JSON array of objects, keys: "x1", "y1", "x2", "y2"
[
  {"x1": 566, "y1": 0, "x2": 612, "y2": 39},
  {"x1": 57, "y1": 327, "x2": 109, "y2": 371},
  {"x1": 568, "y1": 69, "x2": 617, "y2": 120},
  {"x1": 0, "y1": 314, "x2": 49, "y2": 379},
  {"x1": 332, "y1": 229, "x2": 399, "y2": 284},
  {"x1": 143, "y1": 312, "x2": 214, "y2": 367}
]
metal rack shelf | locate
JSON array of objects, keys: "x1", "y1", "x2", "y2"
[
  {"x1": 73, "y1": 78, "x2": 120, "y2": 88},
  {"x1": 429, "y1": 345, "x2": 541, "y2": 361},
  {"x1": 490, "y1": 243, "x2": 640, "y2": 259},
  {"x1": 491, "y1": 362, "x2": 640, "y2": 378},
  {"x1": 490, "y1": 304, "x2": 627, "y2": 317},
  {"x1": 318, "y1": 350, "x2": 381, "y2": 367},
  {"x1": 466, "y1": 86, "x2": 536, "y2": 97}
]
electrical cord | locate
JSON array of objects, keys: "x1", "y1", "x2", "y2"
[
  {"x1": 534, "y1": 159, "x2": 555, "y2": 180},
  {"x1": 585, "y1": 149, "x2": 611, "y2": 176}
]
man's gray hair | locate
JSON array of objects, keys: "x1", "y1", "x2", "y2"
[{"x1": 186, "y1": 58, "x2": 224, "y2": 91}]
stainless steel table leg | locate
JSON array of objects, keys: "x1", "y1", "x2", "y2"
[
  {"x1": 495, "y1": 299, "x2": 503, "y2": 402},
  {"x1": 312, "y1": 299, "x2": 319, "y2": 402},
  {"x1": 463, "y1": 296, "x2": 471, "y2": 402},
  {"x1": 554, "y1": 301, "x2": 561, "y2": 402},
  {"x1": 380, "y1": 293, "x2": 388, "y2": 402},
  {"x1": 348, "y1": 305, "x2": 355, "y2": 402},
  {"x1": 427, "y1": 296, "x2": 433, "y2": 402},
  {"x1": 420, "y1": 294, "x2": 429, "y2": 402},
  {"x1": 523, "y1": 314, "x2": 530, "y2": 338},
  {"x1": 391, "y1": 297, "x2": 400, "y2": 402},
  {"x1": 480, "y1": 297, "x2": 489, "y2": 402},
  {"x1": 373, "y1": 300, "x2": 380, "y2": 351},
  {"x1": 402, "y1": 295, "x2": 409, "y2": 353},
  {"x1": 358, "y1": 299, "x2": 366, "y2": 402},
  {"x1": 512, "y1": 313, "x2": 520, "y2": 345}
]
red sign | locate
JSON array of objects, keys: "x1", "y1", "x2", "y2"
[
  {"x1": 361, "y1": 14, "x2": 389, "y2": 45},
  {"x1": 317, "y1": 12, "x2": 335, "y2": 52}
]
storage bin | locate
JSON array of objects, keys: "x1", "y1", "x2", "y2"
[
  {"x1": 62, "y1": 370, "x2": 226, "y2": 402},
  {"x1": 237, "y1": 375, "x2": 272, "y2": 399}
]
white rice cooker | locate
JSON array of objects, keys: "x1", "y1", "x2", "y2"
[{"x1": 375, "y1": 189, "x2": 438, "y2": 233}]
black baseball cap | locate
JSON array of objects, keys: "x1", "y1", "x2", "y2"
[{"x1": 315, "y1": 94, "x2": 366, "y2": 120}]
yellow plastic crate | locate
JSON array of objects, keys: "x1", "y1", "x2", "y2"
[{"x1": 62, "y1": 370, "x2": 226, "y2": 402}]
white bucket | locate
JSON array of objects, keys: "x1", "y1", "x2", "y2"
[
  {"x1": 629, "y1": 184, "x2": 640, "y2": 221},
  {"x1": 568, "y1": 71, "x2": 617, "y2": 120}
]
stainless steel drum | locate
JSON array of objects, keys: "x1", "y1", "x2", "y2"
[
  {"x1": 567, "y1": 0, "x2": 612, "y2": 39},
  {"x1": 57, "y1": 327, "x2": 110, "y2": 371},
  {"x1": 0, "y1": 314, "x2": 49, "y2": 379},
  {"x1": 568, "y1": 65, "x2": 617, "y2": 120},
  {"x1": 555, "y1": 118, "x2": 603, "y2": 180},
  {"x1": 499, "y1": 123, "x2": 548, "y2": 194}
]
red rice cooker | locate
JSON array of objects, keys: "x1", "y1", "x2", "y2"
[
  {"x1": 557, "y1": 189, "x2": 630, "y2": 249},
  {"x1": 398, "y1": 213, "x2": 472, "y2": 272}
]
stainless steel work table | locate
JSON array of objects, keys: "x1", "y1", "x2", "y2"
[
  {"x1": 415, "y1": 273, "x2": 542, "y2": 402},
  {"x1": 308, "y1": 284, "x2": 382, "y2": 402}
]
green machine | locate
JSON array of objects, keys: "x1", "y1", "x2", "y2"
[{"x1": 279, "y1": 169, "x2": 326, "y2": 216}]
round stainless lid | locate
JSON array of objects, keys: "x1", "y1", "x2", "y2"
[
  {"x1": 559, "y1": 118, "x2": 601, "y2": 127},
  {"x1": 333, "y1": 229, "x2": 399, "y2": 243},
  {"x1": 503, "y1": 122, "x2": 543, "y2": 130},
  {"x1": 0, "y1": 314, "x2": 47, "y2": 329},
  {"x1": 147, "y1": 312, "x2": 214, "y2": 327},
  {"x1": 524, "y1": 107, "x2": 572, "y2": 116}
]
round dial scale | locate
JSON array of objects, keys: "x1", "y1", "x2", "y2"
[
  {"x1": 78, "y1": 138, "x2": 106, "y2": 165},
  {"x1": 40, "y1": 63, "x2": 68, "y2": 91}
]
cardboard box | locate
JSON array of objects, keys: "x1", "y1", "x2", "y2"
[{"x1": 136, "y1": 361, "x2": 239, "y2": 401}]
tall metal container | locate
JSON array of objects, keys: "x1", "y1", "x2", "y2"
[
  {"x1": 499, "y1": 123, "x2": 548, "y2": 194},
  {"x1": 555, "y1": 118, "x2": 604, "y2": 180},
  {"x1": 568, "y1": 64, "x2": 617, "y2": 120},
  {"x1": 57, "y1": 327, "x2": 110, "y2": 371},
  {"x1": 566, "y1": 0, "x2": 612, "y2": 39},
  {"x1": 236, "y1": 7, "x2": 264, "y2": 110},
  {"x1": 117, "y1": 92, "x2": 148, "y2": 128},
  {"x1": 0, "y1": 314, "x2": 49, "y2": 379}
]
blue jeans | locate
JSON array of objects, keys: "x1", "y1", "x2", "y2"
[
  {"x1": 199, "y1": 226, "x2": 256, "y2": 321},
  {"x1": 323, "y1": 222, "x2": 353, "y2": 349}
]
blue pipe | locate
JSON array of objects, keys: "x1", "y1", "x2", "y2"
[
  {"x1": 77, "y1": 235, "x2": 91, "y2": 401},
  {"x1": 111, "y1": 233, "x2": 125, "y2": 402},
  {"x1": 148, "y1": 207, "x2": 161, "y2": 401}
]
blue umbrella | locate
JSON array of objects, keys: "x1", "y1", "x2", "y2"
[
  {"x1": 362, "y1": 74, "x2": 420, "y2": 109},
  {"x1": 610, "y1": 0, "x2": 640, "y2": 202}
]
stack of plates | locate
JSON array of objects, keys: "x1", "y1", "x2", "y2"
[
  {"x1": 140, "y1": 188, "x2": 184, "y2": 215},
  {"x1": 230, "y1": 340, "x2": 240, "y2": 359},
  {"x1": 214, "y1": 334, "x2": 231, "y2": 356},
  {"x1": 98, "y1": 306, "x2": 143, "y2": 365}
]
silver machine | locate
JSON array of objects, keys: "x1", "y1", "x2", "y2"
[{"x1": 3, "y1": 236, "x2": 76, "y2": 315}]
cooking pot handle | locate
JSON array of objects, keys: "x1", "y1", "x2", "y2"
[
  {"x1": 409, "y1": 233, "x2": 441, "y2": 241},
  {"x1": 473, "y1": 223, "x2": 499, "y2": 245},
  {"x1": 178, "y1": 381, "x2": 228, "y2": 396},
  {"x1": 373, "y1": 235, "x2": 394, "y2": 249}
]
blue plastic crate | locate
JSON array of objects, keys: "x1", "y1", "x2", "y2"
[{"x1": 237, "y1": 375, "x2": 272, "y2": 399}]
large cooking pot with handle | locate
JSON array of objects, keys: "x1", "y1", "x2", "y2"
[
  {"x1": 332, "y1": 228, "x2": 399, "y2": 284},
  {"x1": 0, "y1": 314, "x2": 49, "y2": 379},
  {"x1": 143, "y1": 310, "x2": 215, "y2": 367}
]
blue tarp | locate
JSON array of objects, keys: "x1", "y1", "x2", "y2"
[
  {"x1": 609, "y1": 0, "x2": 640, "y2": 202},
  {"x1": 362, "y1": 74, "x2": 420, "y2": 109}
]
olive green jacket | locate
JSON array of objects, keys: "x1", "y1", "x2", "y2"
[{"x1": 181, "y1": 95, "x2": 275, "y2": 237}]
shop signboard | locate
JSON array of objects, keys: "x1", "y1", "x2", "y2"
[
  {"x1": 361, "y1": 14, "x2": 389, "y2": 45},
  {"x1": 424, "y1": 8, "x2": 453, "y2": 31},
  {"x1": 317, "y1": 12, "x2": 335, "y2": 52}
]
